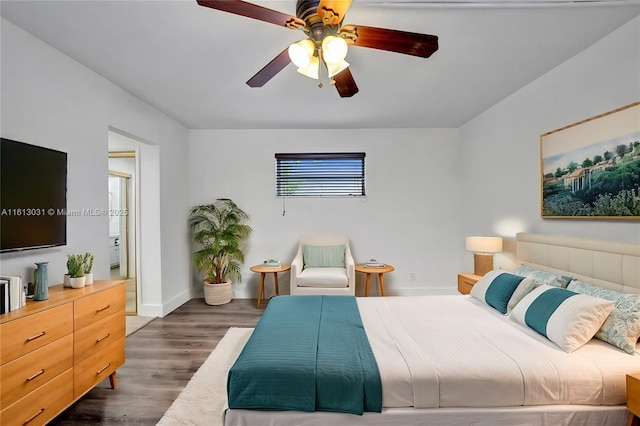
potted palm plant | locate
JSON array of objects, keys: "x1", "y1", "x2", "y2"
[{"x1": 189, "y1": 198, "x2": 252, "y2": 305}]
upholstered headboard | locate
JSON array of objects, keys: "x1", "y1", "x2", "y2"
[{"x1": 516, "y1": 233, "x2": 640, "y2": 294}]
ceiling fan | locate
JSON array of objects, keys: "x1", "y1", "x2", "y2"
[{"x1": 196, "y1": 0, "x2": 439, "y2": 97}]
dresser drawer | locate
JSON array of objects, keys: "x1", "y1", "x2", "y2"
[
  {"x1": 0, "y1": 334, "x2": 73, "y2": 407},
  {"x1": 74, "y1": 337, "x2": 125, "y2": 398},
  {"x1": 74, "y1": 310, "x2": 125, "y2": 363},
  {"x1": 457, "y1": 274, "x2": 481, "y2": 295},
  {"x1": 0, "y1": 303, "x2": 73, "y2": 364},
  {"x1": 74, "y1": 284, "x2": 125, "y2": 331},
  {"x1": 0, "y1": 368, "x2": 73, "y2": 426}
]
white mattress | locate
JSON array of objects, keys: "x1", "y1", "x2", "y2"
[{"x1": 357, "y1": 295, "x2": 640, "y2": 408}]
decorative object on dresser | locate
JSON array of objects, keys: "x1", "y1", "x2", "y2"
[
  {"x1": 465, "y1": 236, "x2": 503, "y2": 276},
  {"x1": 0, "y1": 280, "x2": 126, "y2": 425},
  {"x1": 82, "y1": 252, "x2": 95, "y2": 285},
  {"x1": 33, "y1": 262, "x2": 49, "y2": 301},
  {"x1": 66, "y1": 254, "x2": 86, "y2": 288},
  {"x1": 189, "y1": 198, "x2": 253, "y2": 305},
  {"x1": 457, "y1": 273, "x2": 482, "y2": 295}
]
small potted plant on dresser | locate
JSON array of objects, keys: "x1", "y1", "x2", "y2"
[
  {"x1": 67, "y1": 254, "x2": 86, "y2": 288},
  {"x1": 189, "y1": 198, "x2": 252, "y2": 305},
  {"x1": 82, "y1": 252, "x2": 95, "y2": 285}
]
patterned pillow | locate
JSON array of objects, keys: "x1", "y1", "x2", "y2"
[
  {"x1": 470, "y1": 270, "x2": 533, "y2": 314},
  {"x1": 510, "y1": 284, "x2": 615, "y2": 352},
  {"x1": 514, "y1": 264, "x2": 572, "y2": 288},
  {"x1": 566, "y1": 281, "x2": 640, "y2": 354},
  {"x1": 303, "y1": 244, "x2": 345, "y2": 268}
]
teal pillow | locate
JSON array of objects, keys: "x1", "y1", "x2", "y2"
[{"x1": 303, "y1": 244, "x2": 345, "y2": 268}]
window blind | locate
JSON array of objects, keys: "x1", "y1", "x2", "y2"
[{"x1": 275, "y1": 152, "x2": 366, "y2": 197}]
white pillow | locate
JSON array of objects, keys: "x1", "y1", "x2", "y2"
[{"x1": 510, "y1": 285, "x2": 615, "y2": 352}]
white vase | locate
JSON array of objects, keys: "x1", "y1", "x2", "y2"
[
  {"x1": 64, "y1": 274, "x2": 71, "y2": 288},
  {"x1": 69, "y1": 276, "x2": 86, "y2": 289},
  {"x1": 85, "y1": 273, "x2": 94, "y2": 285}
]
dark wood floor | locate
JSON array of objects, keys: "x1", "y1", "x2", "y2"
[{"x1": 50, "y1": 298, "x2": 266, "y2": 425}]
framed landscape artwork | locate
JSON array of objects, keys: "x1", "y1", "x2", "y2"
[{"x1": 540, "y1": 102, "x2": 640, "y2": 219}]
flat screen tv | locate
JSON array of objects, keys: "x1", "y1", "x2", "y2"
[{"x1": 1, "y1": 138, "x2": 67, "y2": 253}]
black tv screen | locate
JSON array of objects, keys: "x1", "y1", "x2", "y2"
[{"x1": 1, "y1": 138, "x2": 67, "y2": 252}]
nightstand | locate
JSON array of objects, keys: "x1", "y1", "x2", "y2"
[
  {"x1": 457, "y1": 273, "x2": 482, "y2": 295},
  {"x1": 627, "y1": 373, "x2": 640, "y2": 426}
]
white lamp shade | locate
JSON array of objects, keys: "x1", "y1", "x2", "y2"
[
  {"x1": 321, "y1": 35, "x2": 348, "y2": 65},
  {"x1": 465, "y1": 237, "x2": 503, "y2": 253},
  {"x1": 288, "y1": 39, "x2": 315, "y2": 68},
  {"x1": 296, "y1": 55, "x2": 320, "y2": 79},
  {"x1": 326, "y1": 60, "x2": 349, "y2": 78}
]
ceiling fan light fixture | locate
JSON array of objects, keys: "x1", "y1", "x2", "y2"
[
  {"x1": 326, "y1": 60, "x2": 349, "y2": 78},
  {"x1": 321, "y1": 35, "x2": 348, "y2": 65},
  {"x1": 288, "y1": 39, "x2": 316, "y2": 69},
  {"x1": 297, "y1": 55, "x2": 320, "y2": 80}
]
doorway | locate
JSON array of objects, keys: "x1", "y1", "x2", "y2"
[{"x1": 108, "y1": 153, "x2": 137, "y2": 314}]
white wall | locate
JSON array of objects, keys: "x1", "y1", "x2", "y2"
[
  {"x1": 189, "y1": 128, "x2": 462, "y2": 297},
  {"x1": 0, "y1": 19, "x2": 191, "y2": 316},
  {"x1": 459, "y1": 17, "x2": 640, "y2": 272}
]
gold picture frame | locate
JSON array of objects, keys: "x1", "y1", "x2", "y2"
[{"x1": 540, "y1": 102, "x2": 640, "y2": 219}]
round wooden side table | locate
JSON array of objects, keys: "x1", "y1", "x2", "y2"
[
  {"x1": 355, "y1": 263, "x2": 395, "y2": 297},
  {"x1": 250, "y1": 264, "x2": 291, "y2": 308}
]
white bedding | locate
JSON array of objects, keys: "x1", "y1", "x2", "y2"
[{"x1": 357, "y1": 295, "x2": 640, "y2": 409}]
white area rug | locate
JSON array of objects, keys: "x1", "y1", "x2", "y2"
[
  {"x1": 125, "y1": 315, "x2": 155, "y2": 336},
  {"x1": 157, "y1": 327, "x2": 253, "y2": 426}
]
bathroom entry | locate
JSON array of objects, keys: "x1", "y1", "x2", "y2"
[{"x1": 108, "y1": 168, "x2": 137, "y2": 314}]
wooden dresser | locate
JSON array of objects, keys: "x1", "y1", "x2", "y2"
[{"x1": 0, "y1": 280, "x2": 125, "y2": 425}]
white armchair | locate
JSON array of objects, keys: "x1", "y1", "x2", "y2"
[{"x1": 290, "y1": 235, "x2": 356, "y2": 296}]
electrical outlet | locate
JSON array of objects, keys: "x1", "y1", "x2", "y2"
[{"x1": 409, "y1": 272, "x2": 416, "y2": 282}]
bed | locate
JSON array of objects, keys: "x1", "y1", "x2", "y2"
[{"x1": 222, "y1": 233, "x2": 640, "y2": 426}]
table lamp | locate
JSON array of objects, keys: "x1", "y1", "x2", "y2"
[{"x1": 466, "y1": 236, "x2": 503, "y2": 276}]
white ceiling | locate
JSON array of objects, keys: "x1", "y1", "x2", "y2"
[{"x1": 1, "y1": 0, "x2": 639, "y2": 129}]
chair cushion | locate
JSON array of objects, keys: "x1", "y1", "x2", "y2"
[
  {"x1": 303, "y1": 244, "x2": 345, "y2": 268},
  {"x1": 297, "y1": 267, "x2": 348, "y2": 288}
]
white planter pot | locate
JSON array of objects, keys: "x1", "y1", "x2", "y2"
[
  {"x1": 69, "y1": 276, "x2": 86, "y2": 289},
  {"x1": 64, "y1": 274, "x2": 71, "y2": 288},
  {"x1": 85, "y1": 273, "x2": 94, "y2": 285},
  {"x1": 203, "y1": 279, "x2": 232, "y2": 305}
]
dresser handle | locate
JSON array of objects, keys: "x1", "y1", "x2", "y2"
[
  {"x1": 96, "y1": 333, "x2": 111, "y2": 343},
  {"x1": 23, "y1": 408, "x2": 45, "y2": 425},
  {"x1": 96, "y1": 304, "x2": 111, "y2": 313},
  {"x1": 26, "y1": 369, "x2": 45, "y2": 381},
  {"x1": 25, "y1": 331, "x2": 46, "y2": 342},
  {"x1": 97, "y1": 362, "x2": 111, "y2": 375}
]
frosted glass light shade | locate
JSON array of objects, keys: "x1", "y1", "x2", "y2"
[
  {"x1": 288, "y1": 39, "x2": 315, "y2": 68},
  {"x1": 465, "y1": 237, "x2": 503, "y2": 253},
  {"x1": 297, "y1": 55, "x2": 320, "y2": 79},
  {"x1": 326, "y1": 60, "x2": 349, "y2": 78},
  {"x1": 322, "y1": 35, "x2": 348, "y2": 65}
]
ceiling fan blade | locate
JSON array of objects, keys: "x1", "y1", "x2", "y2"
[
  {"x1": 333, "y1": 68, "x2": 358, "y2": 98},
  {"x1": 197, "y1": 0, "x2": 304, "y2": 28},
  {"x1": 340, "y1": 25, "x2": 438, "y2": 58},
  {"x1": 246, "y1": 48, "x2": 291, "y2": 87},
  {"x1": 317, "y1": 0, "x2": 352, "y2": 25}
]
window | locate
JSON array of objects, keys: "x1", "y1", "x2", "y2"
[{"x1": 275, "y1": 152, "x2": 366, "y2": 197}]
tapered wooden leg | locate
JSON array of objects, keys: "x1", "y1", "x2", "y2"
[
  {"x1": 365, "y1": 274, "x2": 371, "y2": 297},
  {"x1": 257, "y1": 273, "x2": 265, "y2": 308},
  {"x1": 273, "y1": 272, "x2": 279, "y2": 296},
  {"x1": 109, "y1": 372, "x2": 117, "y2": 389},
  {"x1": 378, "y1": 273, "x2": 385, "y2": 296}
]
